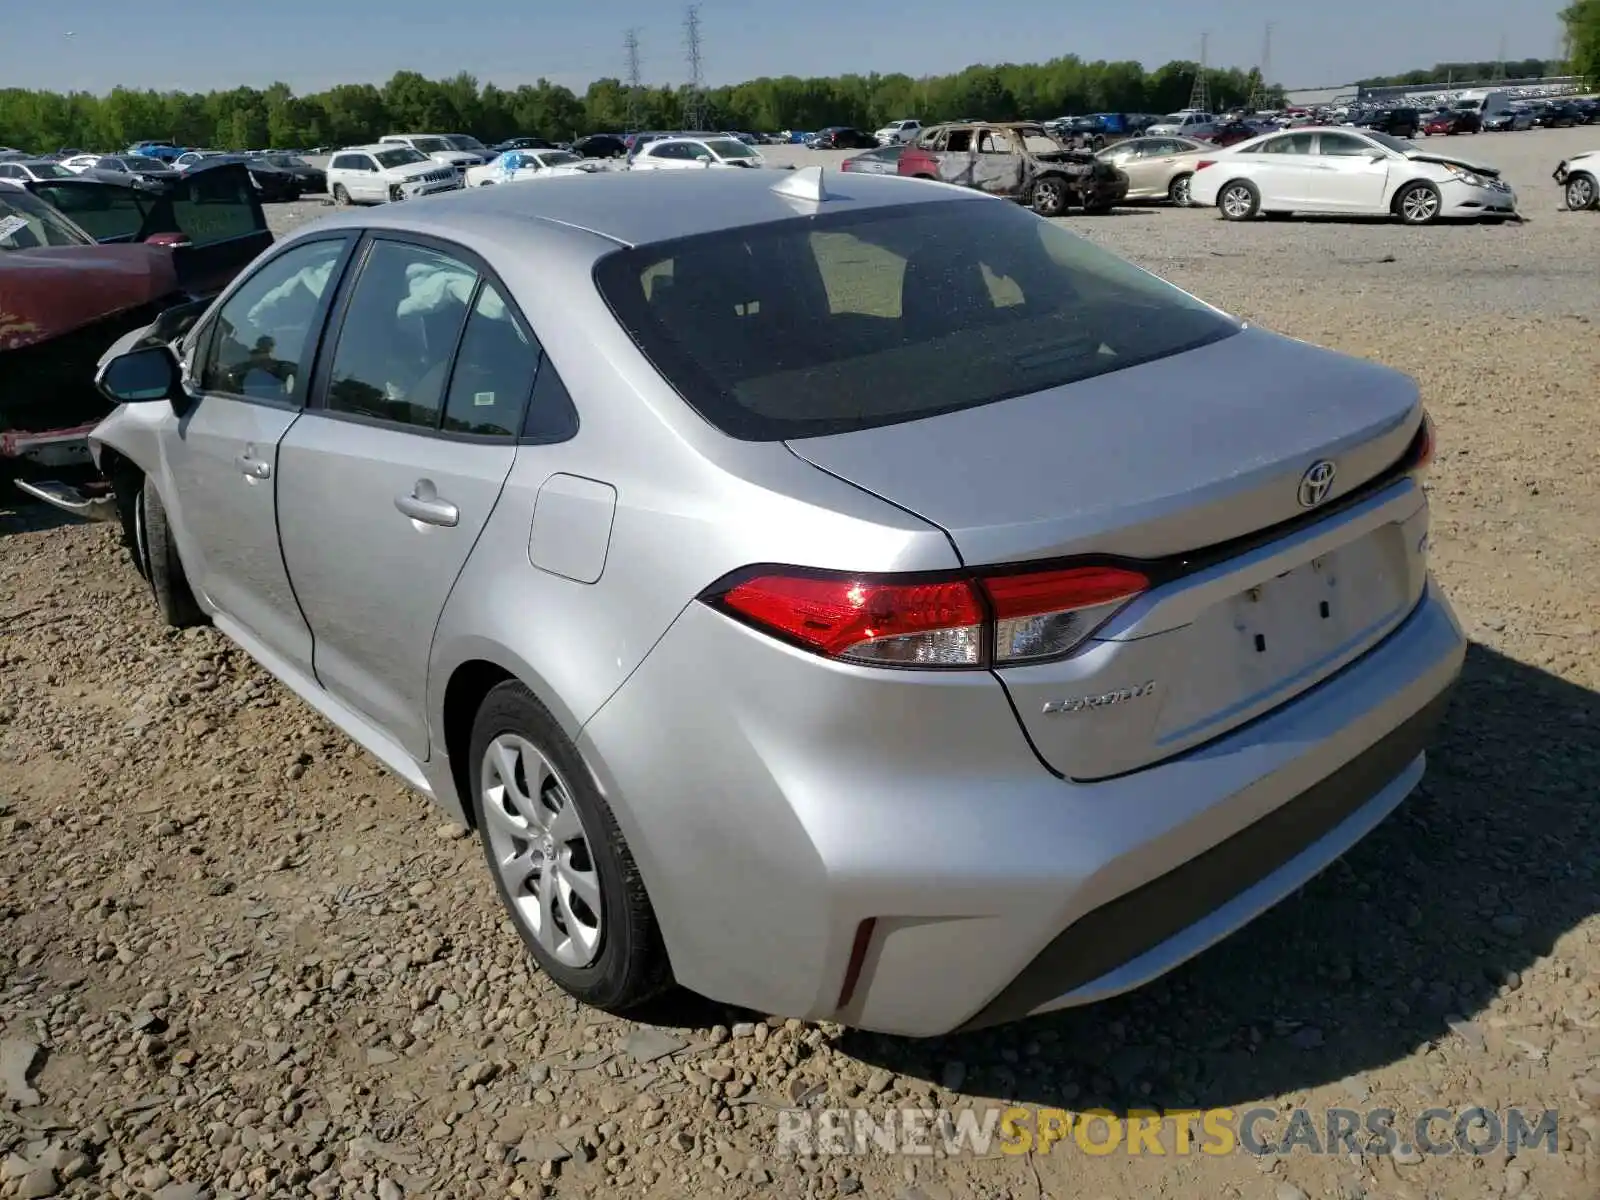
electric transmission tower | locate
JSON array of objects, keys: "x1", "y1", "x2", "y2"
[
  {"x1": 1491, "y1": 32, "x2": 1507, "y2": 81},
  {"x1": 624, "y1": 28, "x2": 644, "y2": 133},
  {"x1": 683, "y1": 5, "x2": 706, "y2": 132},
  {"x1": 1248, "y1": 22, "x2": 1273, "y2": 111},
  {"x1": 1188, "y1": 31, "x2": 1211, "y2": 112}
]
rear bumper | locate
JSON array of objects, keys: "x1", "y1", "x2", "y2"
[
  {"x1": 580, "y1": 574, "x2": 1465, "y2": 1037},
  {"x1": 959, "y1": 682, "x2": 1449, "y2": 1029}
]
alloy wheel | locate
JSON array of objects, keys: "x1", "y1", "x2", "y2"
[
  {"x1": 1032, "y1": 180, "x2": 1065, "y2": 214},
  {"x1": 1567, "y1": 175, "x2": 1596, "y2": 211},
  {"x1": 1171, "y1": 175, "x2": 1191, "y2": 206},
  {"x1": 1222, "y1": 185, "x2": 1253, "y2": 218},
  {"x1": 480, "y1": 734, "x2": 603, "y2": 968},
  {"x1": 1400, "y1": 187, "x2": 1440, "y2": 224}
]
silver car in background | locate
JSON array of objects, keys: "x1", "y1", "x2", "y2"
[{"x1": 75, "y1": 167, "x2": 1464, "y2": 1037}]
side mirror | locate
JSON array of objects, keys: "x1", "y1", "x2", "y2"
[
  {"x1": 1368, "y1": 150, "x2": 1387, "y2": 162},
  {"x1": 97, "y1": 344, "x2": 181, "y2": 405}
]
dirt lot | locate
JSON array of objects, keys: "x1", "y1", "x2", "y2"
[{"x1": 2, "y1": 128, "x2": 1599, "y2": 1200}]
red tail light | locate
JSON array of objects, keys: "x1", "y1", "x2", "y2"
[
  {"x1": 707, "y1": 563, "x2": 1149, "y2": 669},
  {"x1": 1194, "y1": 160, "x2": 1216, "y2": 172}
]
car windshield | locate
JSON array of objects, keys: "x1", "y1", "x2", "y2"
[
  {"x1": 409, "y1": 137, "x2": 451, "y2": 154},
  {"x1": 1366, "y1": 131, "x2": 1415, "y2": 154},
  {"x1": 22, "y1": 162, "x2": 71, "y2": 178},
  {"x1": 0, "y1": 189, "x2": 94, "y2": 250},
  {"x1": 375, "y1": 148, "x2": 428, "y2": 168},
  {"x1": 446, "y1": 136, "x2": 488, "y2": 152},
  {"x1": 594, "y1": 198, "x2": 1238, "y2": 441},
  {"x1": 125, "y1": 156, "x2": 168, "y2": 170},
  {"x1": 704, "y1": 138, "x2": 758, "y2": 159},
  {"x1": 1162, "y1": 113, "x2": 1189, "y2": 123},
  {"x1": 264, "y1": 154, "x2": 309, "y2": 168}
]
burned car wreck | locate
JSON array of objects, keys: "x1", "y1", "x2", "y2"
[
  {"x1": 897, "y1": 122, "x2": 1129, "y2": 216},
  {"x1": 1, "y1": 162, "x2": 270, "y2": 469}
]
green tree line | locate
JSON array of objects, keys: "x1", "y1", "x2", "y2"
[
  {"x1": 1355, "y1": 58, "x2": 1566, "y2": 88},
  {"x1": 1563, "y1": 0, "x2": 1600, "y2": 87},
  {"x1": 0, "y1": 58, "x2": 1283, "y2": 152}
]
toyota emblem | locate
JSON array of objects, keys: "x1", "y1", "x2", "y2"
[{"x1": 1297, "y1": 460, "x2": 1337, "y2": 508}]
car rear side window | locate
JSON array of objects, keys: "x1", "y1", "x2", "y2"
[
  {"x1": 593, "y1": 198, "x2": 1238, "y2": 441},
  {"x1": 442, "y1": 283, "x2": 539, "y2": 437},
  {"x1": 325, "y1": 241, "x2": 477, "y2": 429}
]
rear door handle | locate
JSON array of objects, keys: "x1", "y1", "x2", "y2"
[
  {"x1": 395, "y1": 480, "x2": 459, "y2": 528},
  {"x1": 234, "y1": 453, "x2": 271, "y2": 479}
]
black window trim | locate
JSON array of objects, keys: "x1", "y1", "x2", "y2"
[
  {"x1": 189, "y1": 231, "x2": 359, "y2": 413},
  {"x1": 305, "y1": 228, "x2": 576, "y2": 447}
]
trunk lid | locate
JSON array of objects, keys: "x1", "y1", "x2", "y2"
[{"x1": 786, "y1": 326, "x2": 1430, "y2": 778}]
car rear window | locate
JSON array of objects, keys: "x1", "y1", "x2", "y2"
[{"x1": 593, "y1": 198, "x2": 1239, "y2": 440}]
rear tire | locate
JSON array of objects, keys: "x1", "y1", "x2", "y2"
[
  {"x1": 1218, "y1": 179, "x2": 1260, "y2": 220},
  {"x1": 139, "y1": 479, "x2": 205, "y2": 628},
  {"x1": 332, "y1": 184, "x2": 351, "y2": 206},
  {"x1": 469, "y1": 681, "x2": 671, "y2": 1014},
  {"x1": 1167, "y1": 173, "x2": 1192, "y2": 207}
]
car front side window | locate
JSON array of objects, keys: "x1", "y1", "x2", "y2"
[{"x1": 196, "y1": 238, "x2": 348, "y2": 404}]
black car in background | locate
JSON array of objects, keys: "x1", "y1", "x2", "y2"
[
  {"x1": 492, "y1": 137, "x2": 564, "y2": 153},
  {"x1": 572, "y1": 134, "x2": 628, "y2": 158},
  {"x1": 175, "y1": 154, "x2": 302, "y2": 201},
  {"x1": 250, "y1": 152, "x2": 327, "y2": 194},
  {"x1": 1358, "y1": 107, "x2": 1421, "y2": 138},
  {"x1": 1534, "y1": 102, "x2": 1585, "y2": 129},
  {"x1": 808, "y1": 126, "x2": 879, "y2": 150}
]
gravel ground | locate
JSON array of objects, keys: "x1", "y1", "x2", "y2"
[{"x1": 2, "y1": 128, "x2": 1599, "y2": 1200}]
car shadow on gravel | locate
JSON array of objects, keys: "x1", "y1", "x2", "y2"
[{"x1": 838, "y1": 641, "x2": 1600, "y2": 1113}]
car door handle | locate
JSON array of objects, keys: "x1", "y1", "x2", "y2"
[
  {"x1": 234, "y1": 453, "x2": 271, "y2": 479},
  {"x1": 395, "y1": 483, "x2": 459, "y2": 528}
]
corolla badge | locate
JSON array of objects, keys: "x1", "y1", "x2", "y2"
[
  {"x1": 1297, "y1": 460, "x2": 1337, "y2": 509},
  {"x1": 1042, "y1": 681, "x2": 1157, "y2": 715}
]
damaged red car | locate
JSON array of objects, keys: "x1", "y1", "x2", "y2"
[{"x1": 1, "y1": 163, "x2": 271, "y2": 474}]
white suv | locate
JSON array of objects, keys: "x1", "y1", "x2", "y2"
[
  {"x1": 874, "y1": 119, "x2": 922, "y2": 145},
  {"x1": 325, "y1": 145, "x2": 463, "y2": 205},
  {"x1": 378, "y1": 134, "x2": 486, "y2": 171},
  {"x1": 629, "y1": 136, "x2": 766, "y2": 171}
]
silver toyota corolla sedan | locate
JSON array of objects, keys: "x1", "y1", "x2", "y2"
[{"x1": 72, "y1": 166, "x2": 1465, "y2": 1037}]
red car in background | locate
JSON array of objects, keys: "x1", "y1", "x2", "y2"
[
  {"x1": 1198, "y1": 120, "x2": 1274, "y2": 147},
  {"x1": 1423, "y1": 110, "x2": 1481, "y2": 136}
]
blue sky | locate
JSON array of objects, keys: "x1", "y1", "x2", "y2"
[{"x1": 14, "y1": 0, "x2": 1567, "y2": 96}]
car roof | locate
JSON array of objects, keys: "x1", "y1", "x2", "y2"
[{"x1": 302, "y1": 167, "x2": 993, "y2": 249}]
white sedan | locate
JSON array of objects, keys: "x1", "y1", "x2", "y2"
[
  {"x1": 628, "y1": 136, "x2": 767, "y2": 170},
  {"x1": 464, "y1": 149, "x2": 604, "y2": 187},
  {"x1": 1188, "y1": 126, "x2": 1517, "y2": 225}
]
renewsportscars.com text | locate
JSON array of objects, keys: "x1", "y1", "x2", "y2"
[{"x1": 775, "y1": 1105, "x2": 1560, "y2": 1158}]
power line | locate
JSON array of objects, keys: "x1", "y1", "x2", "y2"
[
  {"x1": 1188, "y1": 31, "x2": 1211, "y2": 112},
  {"x1": 1248, "y1": 22, "x2": 1274, "y2": 110},
  {"x1": 624, "y1": 28, "x2": 643, "y2": 133},
  {"x1": 683, "y1": 5, "x2": 706, "y2": 132}
]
